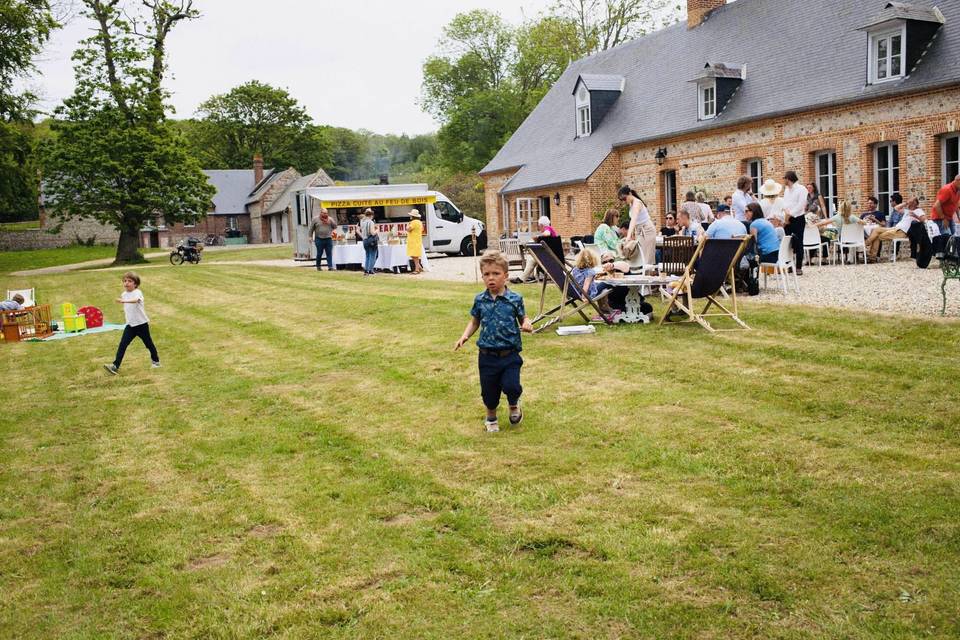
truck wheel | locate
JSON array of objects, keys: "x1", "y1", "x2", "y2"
[{"x1": 460, "y1": 237, "x2": 475, "y2": 257}]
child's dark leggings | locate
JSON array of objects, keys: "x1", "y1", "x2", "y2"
[
  {"x1": 114, "y1": 323, "x2": 159, "y2": 368},
  {"x1": 478, "y1": 350, "x2": 523, "y2": 410}
]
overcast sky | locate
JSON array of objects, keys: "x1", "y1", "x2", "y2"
[{"x1": 28, "y1": 0, "x2": 561, "y2": 135}]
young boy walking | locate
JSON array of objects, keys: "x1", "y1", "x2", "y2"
[
  {"x1": 103, "y1": 271, "x2": 160, "y2": 374},
  {"x1": 455, "y1": 251, "x2": 533, "y2": 432}
]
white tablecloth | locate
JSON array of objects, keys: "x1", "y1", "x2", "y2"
[{"x1": 331, "y1": 243, "x2": 430, "y2": 271}]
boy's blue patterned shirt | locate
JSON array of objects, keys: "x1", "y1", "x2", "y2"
[{"x1": 470, "y1": 288, "x2": 525, "y2": 351}]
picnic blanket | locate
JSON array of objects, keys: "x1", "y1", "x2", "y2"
[{"x1": 26, "y1": 323, "x2": 125, "y2": 342}]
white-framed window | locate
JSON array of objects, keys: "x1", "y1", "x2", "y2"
[
  {"x1": 699, "y1": 82, "x2": 716, "y2": 120},
  {"x1": 227, "y1": 216, "x2": 239, "y2": 231},
  {"x1": 875, "y1": 143, "x2": 900, "y2": 214},
  {"x1": 663, "y1": 170, "x2": 677, "y2": 214},
  {"x1": 515, "y1": 197, "x2": 541, "y2": 235},
  {"x1": 943, "y1": 134, "x2": 960, "y2": 184},
  {"x1": 815, "y1": 151, "x2": 838, "y2": 213},
  {"x1": 746, "y1": 158, "x2": 762, "y2": 196},
  {"x1": 567, "y1": 195, "x2": 575, "y2": 219},
  {"x1": 869, "y1": 26, "x2": 905, "y2": 84},
  {"x1": 184, "y1": 219, "x2": 195, "y2": 228},
  {"x1": 577, "y1": 105, "x2": 591, "y2": 137}
]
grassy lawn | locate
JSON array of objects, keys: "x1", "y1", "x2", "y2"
[
  {"x1": 0, "y1": 245, "x2": 118, "y2": 276},
  {"x1": 1, "y1": 263, "x2": 958, "y2": 638},
  {"x1": 0, "y1": 219, "x2": 41, "y2": 232}
]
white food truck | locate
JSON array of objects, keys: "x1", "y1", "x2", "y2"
[{"x1": 292, "y1": 184, "x2": 486, "y2": 261}]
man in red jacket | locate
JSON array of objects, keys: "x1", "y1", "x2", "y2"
[{"x1": 932, "y1": 174, "x2": 960, "y2": 236}]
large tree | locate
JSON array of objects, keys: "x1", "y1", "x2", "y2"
[
  {"x1": 0, "y1": 0, "x2": 58, "y2": 222},
  {"x1": 189, "y1": 80, "x2": 332, "y2": 173},
  {"x1": 42, "y1": 0, "x2": 214, "y2": 264},
  {"x1": 553, "y1": 0, "x2": 681, "y2": 53}
]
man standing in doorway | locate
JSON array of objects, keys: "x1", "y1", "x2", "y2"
[
  {"x1": 781, "y1": 171, "x2": 808, "y2": 275},
  {"x1": 932, "y1": 173, "x2": 960, "y2": 236},
  {"x1": 309, "y1": 207, "x2": 337, "y2": 271}
]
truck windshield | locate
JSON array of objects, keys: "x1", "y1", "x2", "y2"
[{"x1": 435, "y1": 201, "x2": 462, "y2": 223}]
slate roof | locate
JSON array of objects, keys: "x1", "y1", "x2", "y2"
[
  {"x1": 203, "y1": 170, "x2": 267, "y2": 215},
  {"x1": 265, "y1": 169, "x2": 336, "y2": 215},
  {"x1": 575, "y1": 74, "x2": 625, "y2": 92},
  {"x1": 481, "y1": 0, "x2": 960, "y2": 195},
  {"x1": 860, "y1": 1, "x2": 945, "y2": 29}
]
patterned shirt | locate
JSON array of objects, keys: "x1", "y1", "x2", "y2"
[{"x1": 470, "y1": 288, "x2": 526, "y2": 351}]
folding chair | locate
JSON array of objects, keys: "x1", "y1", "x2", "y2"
[
  {"x1": 525, "y1": 241, "x2": 613, "y2": 333},
  {"x1": 659, "y1": 236, "x2": 752, "y2": 333},
  {"x1": 7, "y1": 288, "x2": 35, "y2": 307}
]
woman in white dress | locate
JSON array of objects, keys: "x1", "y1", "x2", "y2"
[
  {"x1": 758, "y1": 179, "x2": 786, "y2": 226},
  {"x1": 618, "y1": 185, "x2": 657, "y2": 266}
]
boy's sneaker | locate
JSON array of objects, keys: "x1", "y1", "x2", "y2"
[
  {"x1": 103, "y1": 364, "x2": 119, "y2": 375},
  {"x1": 484, "y1": 417, "x2": 499, "y2": 433},
  {"x1": 509, "y1": 406, "x2": 523, "y2": 426},
  {"x1": 151, "y1": 361, "x2": 161, "y2": 368}
]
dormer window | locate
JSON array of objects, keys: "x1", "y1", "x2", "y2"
[
  {"x1": 859, "y1": 3, "x2": 945, "y2": 86},
  {"x1": 699, "y1": 83, "x2": 717, "y2": 120},
  {"x1": 870, "y1": 27, "x2": 905, "y2": 83},
  {"x1": 572, "y1": 74, "x2": 623, "y2": 139},
  {"x1": 578, "y1": 105, "x2": 592, "y2": 136},
  {"x1": 689, "y1": 63, "x2": 744, "y2": 122}
]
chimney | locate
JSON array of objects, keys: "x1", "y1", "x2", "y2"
[
  {"x1": 688, "y1": 0, "x2": 725, "y2": 29},
  {"x1": 253, "y1": 153, "x2": 264, "y2": 185}
]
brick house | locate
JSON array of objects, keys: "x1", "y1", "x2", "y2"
[
  {"x1": 141, "y1": 155, "x2": 334, "y2": 247},
  {"x1": 480, "y1": 0, "x2": 960, "y2": 239}
]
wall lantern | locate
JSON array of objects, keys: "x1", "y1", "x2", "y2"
[
  {"x1": 553, "y1": 192, "x2": 561, "y2": 206},
  {"x1": 655, "y1": 147, "x2": 668, "y2": 166}
]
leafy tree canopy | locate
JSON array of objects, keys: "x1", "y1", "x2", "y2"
[
  {"x1": 189, "y1": 80, "x2": 332, "y2": 173},
  {"x1": 422, "y1": 2, "x2": 681, "y2": 172},
  {"x1": 42, "y1": 0, "x2": 214, "y2": 264}
]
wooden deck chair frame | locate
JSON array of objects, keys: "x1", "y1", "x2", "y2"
[
  {"x1": 658, "y1": 236, "x2": 752, "y2": 333},
  {"x1": 525, "y1": 241, "x2": 613, "y2": 333}
]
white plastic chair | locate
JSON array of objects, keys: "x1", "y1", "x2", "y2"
[
  {"x1": 836, "y1": 223, "x2": 867, "y2": 265},
  {"x1": 6, "y1": 288, "x2": 35, "y2": 307},
  {"x1": 761, "y1": 234, "x2": 799, "y2": 295},
  {"x1": 890, "y1": 236, "x2": 908, "y2": 263},
  {"x1": 498, "y1": 238, "x2": 523, "y2": 268},
  {"x1": 802, "y1": 225, "x2": 831, "y2": 266}
]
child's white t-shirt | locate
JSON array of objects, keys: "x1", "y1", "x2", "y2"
[{"x1": 121, "y1": 289, "x2": 149, "y2": 326}]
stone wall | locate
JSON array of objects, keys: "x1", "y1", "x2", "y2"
[{"x1": 0, "y1": 216, "x2": 119, "y2": 251}]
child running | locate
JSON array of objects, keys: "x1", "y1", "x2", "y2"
[
  {"x1": 103, "y1": 271, "x2": 160, "y2": 375},
  {"x1": 455, "y1": 250, "x2": 533, "y2": 433}
]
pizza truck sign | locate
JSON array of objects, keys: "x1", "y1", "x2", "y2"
[{"x1": 319, "y1": 196, "x2": 437, "y2": 208}]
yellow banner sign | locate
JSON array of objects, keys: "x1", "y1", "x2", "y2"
[{"x1": 321, "y1": 196, "x2": 436, "y2": 208}]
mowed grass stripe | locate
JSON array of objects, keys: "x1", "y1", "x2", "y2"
[{"x1": 1, "y1": 262, "x2": 959, "y2": 637}]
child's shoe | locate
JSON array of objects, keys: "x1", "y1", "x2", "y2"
[
  {"x1": 509, "y1": 406, "x2": 523, "y2": 426},
  {"x1": 151, "y1": 361, "x2": 161, "y2": 368},
  {"x1": 103, "y1": 364, "x2": 118, "y2": 375},
  {"x1": 484, "y1": 417, "x2": 499, "y2": 433}
]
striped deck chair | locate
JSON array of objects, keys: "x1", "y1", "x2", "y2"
[
  {"x1": 658, "y1": 236, "x2": 752, "y2": 332},
  {"x1": 525, "y1": 241, "x2": 613, "y2": 333}
]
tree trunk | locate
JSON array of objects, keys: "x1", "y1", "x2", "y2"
[{"x1": 114, "y1": 225, "x2": 146, "y2": 265}]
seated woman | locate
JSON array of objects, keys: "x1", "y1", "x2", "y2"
[
  {"x1": 660, "y1": 211, "x2": 677, "y2": 237},
  {"x1": 814, "y1": 199, "x2": 863, "y2": 259},
  {"x1": 511, "y1": 216, "x2": 559, "y2": 284},
  {"x1": 570, "y1": 249, "x2": 618, "y2": 320},
  {"x1": 594, "y1": 208, "x2": 621, "y2": 255},
  {"x1": 745, "y1": 203, "x2": 780, "y2": 264}
]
